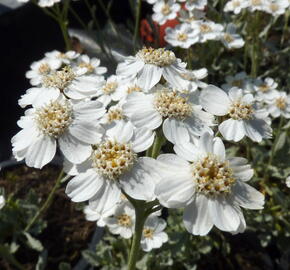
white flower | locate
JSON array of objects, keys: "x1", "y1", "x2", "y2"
[
  {"x1": 165, "y1": 23, "x2": 200, "y2": 48},
  {"x1": 0, "y1": 195, "x2": 5, "y2": 210},
  {"x1": 286, "y1": 176, "x2": 290, "y2": 188},
  {"x1": 221, "y1": 23, "x2": 245, "y2": 49},
  {"x1": 192, "y1": 20, "x2": 224, "y2": 43},
  {"x1": 222, "y1": 72, "x2": 250, "y2": 91},
  {"x1": 45, "y1": 50, "x2": 79, "y2": 67},
  {"x1": 25, "y1": 58, "x2": 60, "y2": 86},
  {"x1": 76, "y1": 54, "x2": 107, "y2": 76},
  {"x1": 96, "y1": 75, "x2": 128, "y2": 106},
  {"x1": 123, "y1": 85, "x2": 214, "y2": 144},
  {"x1": 19, "y1": 65, "x2": 104, "y2": 105},
  {"x1": 12, "y1": 92, "x2": 105, "y2": 168},
  {"x1": 184, "y1": 0, "x2": 207, "y2": 10},
  {"x1": 104, "y1": 201, "x2": 136, "y2": 239},
  {"x1": 253, "y1": 77, "x2": 279, "y2": 102},
  {"x1": 155, "y1": 132, "x2": 265, "y2": 235},
  {"x1": 200, "y1": 86, "x2": 272, "y2": 142},
  {"x1": 224, "y1": 0, "x2": 249, "y2": 14},
  {"x1": 264, "y1": 0, "x2": 289, "y2": 16},
  {"x1": 141, "y1": 216, "x2": 168, "y2": 252},
  {"x1": 180, "y1": 68, "x2": 208, "y2": 91},
  {"x1": 38, "y1": 0, "x2": 61, "y2": 7},
  {"x1": 116, "y1": 47, "x2": 189, "y2": 91},
  {"x1": 179, "y1": 9, "x2": 205, "y2": 23},
  {"x1": 266, "y1": 91, "x2": 290, "y2": 118},
  {"x1": 152, "y1": 0, "x2": 180, "y2": 25},
  {"x1": 65, "y1": 121, "x2": 159, "y2": 214},
  {"x1": 248, "y1": 0, "x2": 266, "y2": 12}
]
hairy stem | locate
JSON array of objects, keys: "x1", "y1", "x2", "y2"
[{"x1": 133, "y1": 0, "x2": 142, "y2": 50}]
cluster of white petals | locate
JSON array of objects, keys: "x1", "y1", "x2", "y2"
[{"x1": 224, "y1": 0, "x2": 290, "y2": 15}]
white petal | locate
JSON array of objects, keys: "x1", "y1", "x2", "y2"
[
  {"x1": 132, "y1": 128, "x2": 155, "y2": 153},
  {"x1": 162, "y1": 118, "x2": 190, "y2": 145},
  {"x1": 89, "y1": 182, "x2": 121, "y2": 214},
  {"x1": 25, "y1": 135, "x2": 56, "y2": 169},
  {"x1": 209, "y1": 197, "x2": 241, "y2": 232},
  {"x1": 173, "y1": 141, "x2": 200, "y2": 162},
  {"x1": 120, "y1": 159, "x2": 156, "y2": 201},
  {"x1": 243, "y1": 119, "x2": 272, "y2": 142},
  {"x1": 155, "y1": 173, "x2": 194, "y2": 208},
  {"x1": 200, "y1": 85, "x2": 230, "y2": 115},
  {"x1": 213, "y1": 137, "x2": 226, "y2": 160},
  {"x1": 65, "y1": 169, "x2": 104, "y2": 202},
  {"x1": 183, "y1": 195, "x2": 213, "y2": 236},
  {"x1": 59, "y1": 133, "x2": 92, "y2": 164},
  {"x1": 219, "y1": 119, "x2": 245, "y2": 142},
  {"x1": 116, "y1": 58, "x2": 144, "y2": 77},
  {"x1": 229, "y1": 157, "x2": 253, "y2": 182},
  {"x1": 232, "y1": 181, "x2": 264, "y2": 210},
  {"x1": 137, "y1": 64, "x2": 162, "y2": 90},
  {"x1": 106, "y1": 120, "x2": 134, "y2": 144}
]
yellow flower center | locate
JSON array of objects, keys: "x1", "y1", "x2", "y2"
[
  {"x1": 35, "y1": 100, "x2": 73, "y2": 138},
  {"x1": 136, "y1": 47, "x2": 176, "y2": 67},
  {"x1": 42, "y1": 66, "x2": 75, "y2": 91},
  {"x1": 117, "y1": 214, "x2": 132, "y2": 227},
  {"x1": 224, "y1": 33, "x2": 234, "y2": 43},
  {"x1": 228, "y1": 100, "x2": 253, "y2": 120},
  {"x1": 193, "y1": 154, "x2": 236, "y2": 196},
  {"x1": 107, "y1": 108, "x2": 124, "y2": 123},
  {"x1": 127, "y1": 85, "x2": 142, "y2": 94},
  {"x1": 78, "y1": 62, "x2": 95, "y2": 73},
  {"x1": 200, "y1": 24, "x2": 212, "y2": 33},
  {"x1": 91, "y1": 140, "x2": 137, "y2": 180},
  {"x1": 161, "y1": 4, "x2": 171, "y2": 15},
  {"x1": 103, "y1": 81, "x2": 118, "y2": 95},
  {"x1": 143, "y1": 228, "x2": 154, "y2": 239},
  {"x1": 177, "y1": 33, "x2": 188, "y2": 42},
  {"x1": 154, "y1": 90, "x2": 193, "y2": 119},
  {"x1": 275, "y1": 97, "x2": 286, "y2": 110},
  {"x1": 38, "y1": 63, "x2": 51, "y2": 75}
]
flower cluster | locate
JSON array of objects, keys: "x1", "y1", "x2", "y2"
[
  {"x1": 224, "y1": 0, "x2": 290, "y2": 16},
  {"x1": 12, "y1": 46, "x2": 270, "y2": 246},
  {"x1": 146, "y1": 0, "x2": 245, "y2": 49}
]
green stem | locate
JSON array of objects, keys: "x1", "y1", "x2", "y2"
[
  {"x1": 133, "y1": 0, "x2": 142, "y2": 50},
  {"x1": 250, "y1": 12, "x2": 260, "y2": 77},
  {"x1": 127, "y1": 201, "x2": 147, "y2": 270},
  {"x1": 263, "y1": 117, "x2": 284, "y2": 180},
  {"x1": 146, "y1": 129, "x2": 166, "y2": 159},
  {"x1": 24, "y1": 170, "x2": 64, "y2": 232}
]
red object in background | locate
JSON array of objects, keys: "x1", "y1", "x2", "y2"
[{"x1": 140, "y1": 18, "x2": 179, "y2": 47}]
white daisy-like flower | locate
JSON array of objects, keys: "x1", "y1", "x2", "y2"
[
  {"x1": 155, "y1": 132, "x2": 265, "y2": 235},
  {"x1": 76, "y1": 54, "x2": 107, "y2": 76},
  {"x1": 221, "y1": 72, "x2": 250, "y2": 91},
  {"x1": 19, "y1": 65, "x2": 104, "y2": 106},
  {"x1": 104, "y1": 201, "x2": 136, "y2": 239},
  {"x1": 96, "y1": 75, "x2": 128, "y2": 106},
  {"x1": 65, "y1": 121, "x2": 159, "y2": 214},
  {"x1": 180, "y1": 68, "x2": 208, "y2": 91},
  {"x1": 165, "y1": 23, "x2": 200, "y2": 48},
  {"x1": 200, "y1": 86, "x2": 272, "y2": 142},
  {"x1": 12, "y1": 92, "x2": 105, "y2": 168},
  {"x1": 123, "y1": 85, "x2": 214, "y2": 144},
  {"x1": 84, "y1": 203, "x2": 117, "y2": 227},
  {"x1": 45, "y1": 50, "x2": 79, "y2": 67},
  {"x1": 141, "y1": 216, "x2": 168, "y2": 252},
  {"x1": 184, "y1": 0, "x2": 208, "y2": 10},
  {"x1": 253, "y1": 77, "x2": 279, "y2": 102},
  {"x1": 263, "y1": 0, "x2": 289, "y2": 16},
  {"x1": 286, "y1": 176, "x2": 290, "y2": 188},
  {"x1": 152, "y1": 0, "x2": 180, "y2": 25},
  {"x1": 248, "y1": 0, "x2": 266, "y2": 12},
  {"x1": 221, "y1": 23, "x2": 245, "y2": 49},
  {"x1": 192, "y1": 20, "x2": 224, "y2": 43},
  {"x1": 0, "y1": 195, "x2": 5, "y2": 210},
  {"x1": 100, "y1": 100, "x2": 129, "y2": 126},
  {"x1": 38, "y1": 0, "x2": 61, "y2": 7},
  {"x1": 25, "y1": 58, "x2": 60, "y2": 86},
  {"x1": 224, "y1": 0, "x2": 249, "y2": 14},
  {"x1": 116, "y1": 47, "x2": 189, "y2": 91},
  {"x1": 266, "y1": 91, "x2": 290, "y2": 118},
  {"x1": 179, "y1": 8, "x2": 205, "y2": 23}
]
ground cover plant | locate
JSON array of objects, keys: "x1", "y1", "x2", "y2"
[{"x1": 1, "y1": 0, "x2": 290, "y2": 269}]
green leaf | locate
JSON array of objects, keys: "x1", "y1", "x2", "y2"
[
  {"x1": 273, "y1": 131, "x2": 287, "y2": 153},
  {"x1": 36, "y1": 250, "x2": 48, "y2": 270},
  {"x1": 82, "y1": 250, "x2": 100, "y2": 267},
  {"x1": 58, "y1": 262, "x2": 71, "y2": 270},
  {"x1": 23, "y1": 232, "x2": 43, "y2": 252}
]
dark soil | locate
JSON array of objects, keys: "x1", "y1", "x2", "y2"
[{"x1": 0, "y1": 164, "x2": 95, "y2": 269}]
